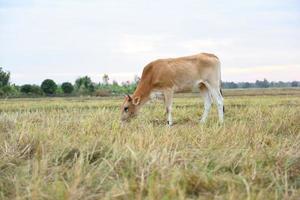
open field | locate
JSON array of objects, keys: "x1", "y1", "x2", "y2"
[{"x1": 0, "y1": 88, "x2": 299, "y2": 199}]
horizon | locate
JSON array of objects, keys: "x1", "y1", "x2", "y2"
[
  {"x1": 4, "y1": 69, "x2": 299, "y2": 86},
  {"x1": 1, "y1": 0, "x2": 300, "y2": 85}
]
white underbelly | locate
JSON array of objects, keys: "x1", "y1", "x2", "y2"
[
  {"x1": 173, "y1": 79, "x2": 202, "y2": 92},
  {"x1": 151, "y1": 79, "x2": 203, "y2": 93}
]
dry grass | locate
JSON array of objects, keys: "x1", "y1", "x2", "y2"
[{"x1": 0, "y1": 89, "x2": 299, "y2": 200}]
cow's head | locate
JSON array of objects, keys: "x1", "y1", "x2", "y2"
[{"x1": 121, "y1": 95, "x2": 141, "y2": 122}]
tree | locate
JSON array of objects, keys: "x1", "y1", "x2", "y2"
[
  {"x1": 223, "y1": 82, "x2": 238, "y2": 89},
  {"x1": 20, "y1": 84, "x2": 42, "y2": 95},
  {"x1": 41, "y1": 79, "x2": 57, "y2": 95},
  {"x1": 255, "y1": 79, "x2": 269, "y2": 88},
  {"x1": 31, "y1": 85, "x2": 43, "y2": 95},
  {"x1": 20, "y1": 84, "x2": 33, "y2": 94},
  {"x1": 0, "y1": 67, "x2": 10, "y2": 87},
  {"x1": 241, "y1": 82, "x2": 251, "y2": 88},
  {"x1": 291, "y1": 81, "x2": 298, "y2": 87},
  {"x1": 75, "y1": 76, "x2": 95, "y2": 93},
  {"x1": 102, "y1": 74, "x2": 109, "y2": 85},
  {"x1": 61, "y1": 82, "x2": 74, "y2": 94}
]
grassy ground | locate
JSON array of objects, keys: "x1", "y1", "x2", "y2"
[{"x1": 0, "y1": 89, "x2": 299, "y2": 199}]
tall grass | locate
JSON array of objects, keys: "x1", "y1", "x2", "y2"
[{"x1": 0, "y1": 90, "x2": 299, "y2": 199}]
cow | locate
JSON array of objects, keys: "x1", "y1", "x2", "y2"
[{"x1": 121, "y1": 53, "x2": 224, "y2": 125}]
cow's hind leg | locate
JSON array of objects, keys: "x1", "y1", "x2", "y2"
[
  {"x1": 164, "y1": 89, "x2": 174, "y2": 126},
  {"x1": 210, "y1": 86, "x2": 224, "y2": 123},
  {"x1": 199, "y1": 83, "x2": 212, "y2": 123}
]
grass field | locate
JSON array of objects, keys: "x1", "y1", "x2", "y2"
[{"x1": 0, "y1": 88, "x2": 299, "y2": 200}]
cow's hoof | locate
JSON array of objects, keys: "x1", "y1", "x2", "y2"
[
  {"x1": 199, "y1": 119, "x2": 206, "y2": 124},
  {"x1": 167, "y1": 121, "x2": 173, "y2": 127}
]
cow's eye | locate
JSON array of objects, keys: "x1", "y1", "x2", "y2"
[{"x1": 124, "y1": 107, "x2": 129, "y2": 112}]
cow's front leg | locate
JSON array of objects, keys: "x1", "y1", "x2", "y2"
[
  {"x1": 166, "y1": 106, "x2": 172, "y2": 126},
  {"x1": 164, "y1": 90, "x2": 174, "y2": 126}
]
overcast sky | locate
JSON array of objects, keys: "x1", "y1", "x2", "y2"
[{"x1": 0, "y1": 0, "x2": 299, "y2": 84}]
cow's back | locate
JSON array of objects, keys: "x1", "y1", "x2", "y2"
[{"x1": 144, "y1": 53, "x2": 220, "y2": 91}]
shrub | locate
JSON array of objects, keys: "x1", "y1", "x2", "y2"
[
  {"x1": 41, "y1": 79, "x2": 57, "y2": 95},
  {"x1": 0, "y1": 67, "x2": 10, "y2": 87},
  {"x1": 61, "y1": 82, "x2": 74, "y2": 94},
  {"x1": 75, "y1": 76, "x2": 95, "y2": 93},
  {"x1": 20, "y1": 84, "x2": 42, "y2": 95},
  {"x1": 31, "y1": 85, "x2": 43, "y2": 95},
  {"x1": 20, "y1": 84, "x2": 33, "y2": 94},
  {"x1": 0, "y1": 85, "x2": 18, "y2": 97},
  {"x1": 94, "y1": 89, "x2": 111, "y2": 97},
  {"x1": 291, "y1": 81, "x2": 298, "y2": 87},
  {"x1": 1, "y1": 85, "x2": 13, "y2": 93}
]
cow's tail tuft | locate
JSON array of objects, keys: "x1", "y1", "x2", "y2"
[{"x1": 220, "y1": 88, "x2": 225, "y2": 113}]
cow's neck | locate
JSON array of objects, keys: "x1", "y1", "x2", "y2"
[{"x1": 132, "y1": 80, "x2": 152, "y2": 106}]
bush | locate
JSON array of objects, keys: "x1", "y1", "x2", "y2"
[
  {"x1": 20, "y1": 84, "x2": 33, "y2": 94},
  {"x1": 0, "y1": 86, "x2": 17, "y2": 97},
  {"x1": 0, "y1": 67, "x2": 10, "y2": 87},
  {"x1": 1, "y1": 85, "x2": 13, "y2": 94},
  {"x1": 94, "y1": 89, "x2": 111, "y2": 97},
  {"x1": 61, "y1": 82, "x2": 74, "y2": 94},
  {"x1": 31, "y1": 85, "x2": 43, "y2": 95},
  {"x1": 291, "y1": 81, "x2": 298, "y2": 87},
  {"x1": 20, "y1": 84, "x2": 42, "y2": 95},
  {"x1": 41, "y1": 79, "x2": 57, "y2": 95},
  {"x1": 75, "y1": 76, "x2": 95, "y2": 93}
]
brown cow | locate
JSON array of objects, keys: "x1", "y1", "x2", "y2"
[{"x1": 121, "y1": 53, "x2": 224, "y2": 125}]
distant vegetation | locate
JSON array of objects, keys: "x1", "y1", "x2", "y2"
[
  {"x1": 0, "y1": 67, "x2": 299, "y2": 98},
  {"x1": 222, "y1": 79, "x2": 299, "y2": 89}
]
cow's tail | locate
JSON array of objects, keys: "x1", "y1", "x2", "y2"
[
  {"x1": 220, "y1": 88, "x2": 223, "y2": 96},
  {"x1": 220, "y1": 82, "x2": 225, "y2": 113},
  {"x1": 217, "y1": 58, "x2": 225, "y2": 114}
]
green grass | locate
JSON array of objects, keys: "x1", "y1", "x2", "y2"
[{"x1": 0, "y1": 89, "x2": 299, "y2": 199}]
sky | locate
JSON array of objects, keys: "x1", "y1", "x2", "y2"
[{"x1": 0, "y1": 0, "x2": 300, "y2": 85}]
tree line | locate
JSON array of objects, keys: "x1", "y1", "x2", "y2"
[
  {"x1": 0, "y1": 67, "x2": 138, "y2": 97},
  {"x1": 0, "y1": 67, "x2": 299, "y2": 97},
  {"x1": 222, "y1": 79, "x2": 299, "y2": 89}
]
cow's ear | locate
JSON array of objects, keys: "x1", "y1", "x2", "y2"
[
  {"x1": 133, "y1": 96, "x2": 140, "y2": 105},
  {"x1": 125, "y1": 94, "x2": 132, "y2": 101}
]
